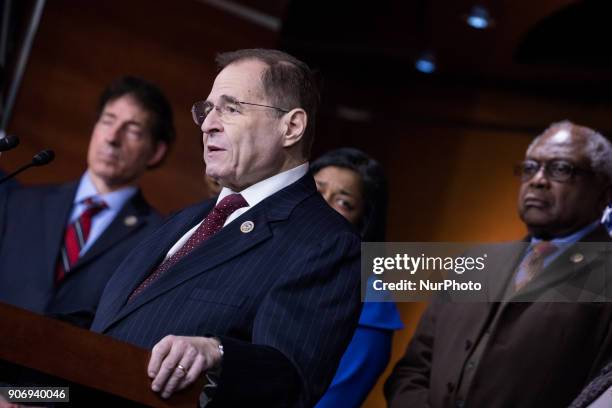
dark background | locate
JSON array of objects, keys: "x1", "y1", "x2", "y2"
[{"x1": 2, "y1": 1, "x2": 612, "y2": 405}]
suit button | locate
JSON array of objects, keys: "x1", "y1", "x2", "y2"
[
  {"x1": 467, "y1": 360, "x2": 476, "y2": 370},
  {"x1": 447, "y1": 382, "x2": 455, "y2": 392},
  {"x1": 465, "y1": 340, "x2": 472, "y2": 350},
  {"x1": 456, "y1": 400, "x2": 465, "y2": 408}
]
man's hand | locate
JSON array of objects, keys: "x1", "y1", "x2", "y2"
[{"x1": 148, "y1": 335, "x2": 223, "y2": 399}]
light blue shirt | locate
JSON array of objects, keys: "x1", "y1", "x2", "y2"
[
  {"x1": 514, "y1": 221, "x2": 600, "y2": 284},
  {"x1": 69, "y1": 172, "x2": 137, "y2": 255}
]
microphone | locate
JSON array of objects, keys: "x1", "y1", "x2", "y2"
[
  {"x1": 0, "y1": 149, "x2": 55, "y2": 185},
  {"x1": 0, "y1": 135, "x2": 19, "y2": 152},
  {"x1": 32, "y1": 149, "x2": 55, "y2": 166}
]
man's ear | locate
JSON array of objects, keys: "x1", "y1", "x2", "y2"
[
  {"x1": 147, "y1": 141, "x2": 168, "y2": 168},
  {"x1": 281, "y1": 109, "x2": 307, "y2": 148}
]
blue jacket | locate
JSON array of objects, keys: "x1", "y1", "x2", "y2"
[{"x1": 316, "y1": 299, "x2": 403, "y2": 407}]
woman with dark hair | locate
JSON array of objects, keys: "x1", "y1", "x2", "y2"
[
  {"x1": 311, "y1": 148, "x2": 388, "y2": 242},
  {"x1": 312, "y1": 148, "x2": 403, "y2": 407}
]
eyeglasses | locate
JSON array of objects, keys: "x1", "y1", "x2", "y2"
[
  {"x1": 191, "y1": 97, "x2": 289, "y2": 126},
  {"x1": 514, "y1": 159, "x2": 595, "y2": 182}
]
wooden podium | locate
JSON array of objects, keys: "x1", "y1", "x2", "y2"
[{"x1": 0, "y1": 302, "x2": 203, "y2": 407}]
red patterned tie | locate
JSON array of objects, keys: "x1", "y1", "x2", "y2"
[
  {"x1": 128, "y1": 193, "x2": 248, "y2": 302},
  {"x1": 514, "y1": 241, "x2": 558, "y2": 292},
  {"x1": 55, "y1": 198, "x2": 107, "y2": 283}
]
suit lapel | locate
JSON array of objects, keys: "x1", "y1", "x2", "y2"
[
  {"x1": 99, "y1": 173, "x2": 317, "y2": 332},
  {"x1": 94, "y1": 201, "x2": 212, "y2": 330},
  {"x1": 71, "y1": 191, "x2": 151, "y2": 270},
  {"x1": 452, "y1": 242, "x2": 527, "y2": 347},
  {"x1": 42, "y1": 182, "x2": 78, "y2": 278},
  {"x1": 476, "y1": 241, "x2": 527, "y2": 301},
  {"x1": 115, "y1": 204, "x2": 274, "y2": 321},
  {"x1": 515, "y1": 226, "x2": 611, "y2": 300}
]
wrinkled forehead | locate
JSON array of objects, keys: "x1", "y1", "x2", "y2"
[
  {"x1": 207, "y1": 59, "x2": 267, "y2": 103},
  {"x1": 526, "y1": 127, "x2": 589, "y2": 163}
]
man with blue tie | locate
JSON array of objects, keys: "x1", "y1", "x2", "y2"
[
  {"x1": 385, "y1": 120, "x2": 612, "y2": 408},
  {"x1": 0, "y1": 76, "x2": 174, "y2": 327},
  {"x1": 89, "y1": 49, "x2": 362, "y2": 407}
]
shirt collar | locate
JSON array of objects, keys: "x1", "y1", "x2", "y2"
[
  {"x1": 76, "y1": 171, "x2": 138, "y2": 211},
  {"x1": 530, "y1": 220, "x2": 601, "y2": 246},
  {"x1": 216, "y1": 162, "x2": 309, "y2": 207}
]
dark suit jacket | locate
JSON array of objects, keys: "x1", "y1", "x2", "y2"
[
  {"x1": 0, "y1": 168, "x2": 19, "y2": 192},
  {"x1": 385, "y1": 226, "x2": 612, "y2": 408},
  {"x1": 0, "y1": 181, "x2": 163, "y2": 323},
  {"x1": 90, "y1": 173, "x2": 362, "y2": 407}
]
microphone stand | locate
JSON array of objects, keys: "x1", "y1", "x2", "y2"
[
  {"x1": 0, "y1": 149, "x2": 55, "y2": 185},
  {"x1": 0, "y1": 162, "x2": 34, "y2": 185}
]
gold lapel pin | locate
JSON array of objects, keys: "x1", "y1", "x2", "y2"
[
  {"x1": 570, "y1": 253, "x2": 584, "y2": 264},
  {"x1": 240, "y1": 221, "x2": 254, "y2": 233},
  {"x1": 124, "y1": 215, "x2": 138, "y2": 227}
]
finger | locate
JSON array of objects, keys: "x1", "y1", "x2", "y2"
[
  {"x1": 161, "y1": 343, "x2": 198, "y2": 398},
  {"x1": 152, "y1": 338, "x2": 185, "y2": 393},
  {"x1": 148, "y1": 335, "x2": 173, "y2": 378},
  {"x1": 177, "y1": 353, "x2": 207, "y2": 391}
]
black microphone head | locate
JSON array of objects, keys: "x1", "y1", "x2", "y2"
[
  {"x1": 0, "y1": 135, "x2": 19, "y2": 152},
  {"x1": 31, "y1": 149, "x2": 55, "y2": 166}
]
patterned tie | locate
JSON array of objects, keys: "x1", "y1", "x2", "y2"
[
  {"x1": 128, "y1": 193, "x2": 248, "y2": 302},
  {"x1": 55, "y1": 198, "x2": 107, "y2": 282},
  {"x1": 514, "y1": 241, "x2": 558, "y2": 292}
]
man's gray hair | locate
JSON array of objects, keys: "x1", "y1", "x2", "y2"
[{"x1": 527, "y1": 120, "x2": 612, "y2": 183}]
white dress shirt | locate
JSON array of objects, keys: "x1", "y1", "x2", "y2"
[{"x1": 165, "y1": 163, "x2": 308, "y2": 259}]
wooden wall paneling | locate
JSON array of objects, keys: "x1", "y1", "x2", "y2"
[
  {"x1": 4, "y1": 2, "x2": 612, "y2": 407},
  {"x1": 4, "y1": 0, "x2": 278, "y2": 213}
]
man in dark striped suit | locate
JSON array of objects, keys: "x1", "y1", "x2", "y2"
[{"x1": 90, "y1": 49, "x2": 362, "y2": 407}]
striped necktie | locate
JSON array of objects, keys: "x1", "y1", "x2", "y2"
[
  {"x1": 55, "y1": 197, "x2": 107, "y2": 282},
  {"x1": 514, "y1": 241, "x2": 557, "y2": 292}
]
